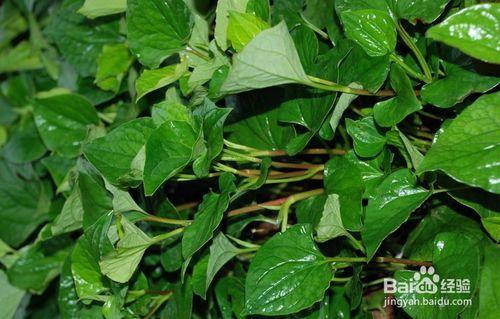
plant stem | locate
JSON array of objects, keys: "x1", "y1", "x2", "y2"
[
  {"x1": 266, "y1": 167, "x2": 323, "y2": 185},
  {"x1": 345, "y1": 232, "x2": 366, "y2": 254},
  {"x1": 389, "y1": 53, "x2": 429, "y2": 83},
  {"x1": 142, "y1": 215, "x2": 192, "y2": 226},
  {"x1": 143, "y1": 294, "x2": 172, "y2": 319},
  {"x1": 227, "y1": 197, "x2": 289, "y2": 217},
  {"x1": 307, "y1": 75, "x2": 395, "y2": 97},
  {"x1": 249, "y1": 148, "x2": 347, "y2": 157},
  {"x1": 396, "y1": 23, "x2": 433, "y2": 82},
  {"x1": 331, "y1": 277, "x2": 352, "y2": 283},
  {"x1": 152, "y1": 227, "x2": 185, "y2": 243},
  {"x1": 279, "y1": 188, "x2": 325, "y2": 232},
  {"x1": 186, "y1": 45, "x2": 210, "y2": 61},
  {"x1": 326, "y1": 256, "x2": 432, "y2": 267}
]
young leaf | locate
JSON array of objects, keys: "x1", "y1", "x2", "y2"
[
  {"x1": 427, "y1": 4, "x2": 500, "y2": 64},
  {"x1": 396, "y1": 0, "x2": 450, "y2": 24},
  {"x1": 192, "y1": 100, "x2": 232, "y2": 177},
  {"x1": 51, "y1": 187, "x2": 83, "y2": 236},
  {"x1": 418, "y1": 92, "x2": 500, "y2": 194},
  {"x1": 205, "y1": 234, "x2": 240, "y2": 296},
  {"x1": 324, "y1": 156, "x2": 364, "y2": 231},
  {"x1": 72, "y1": 236, "x2": 109, "y2": 300},
  {"x1": 245, "y1": 224, "x2": 332, "y2": 316},
  {"x1": 135, "y1": 60, "x2": 188, "y2": 101},
  {"x1": 227, "y1": 11, "x2": 269, "y2": 52},
  {"x1": 214, "y1": 0, "x2": 250, "y2": 51},
  {"x1": 362, "y1": 169, "x2": 429, "y2": 260},
  {"x1": 346, "y1": 117, "x2": 386, "y2": 157},
  {"x1": 99, "y1": 217, "x2": 154, "y2": 283},
  {"x1": 95, "y1": 43, "x2": 132, "y2": 93},
  {"x1": 340, "y1": 9, "x2": 396, "y2": 57},
  {"x1": 395, "y1": 232, "x2": 480, "y2": 319},
  {"x1": 84, "y1": 118, "x2": 156, "y2": 187},
  {"x1": 421, "y1": 62, "x2": 499, "y2": 108},
  {"x1": 33, "y1": 93, "x2": 100, "y2": 158},
  {"x1": 78, "y1": 0, "x2": 126, "y2": 19},
  {"x1": 45, "y1": 1, "x2": 123, "y2": 77},
  {"x1": 127, "y1": 0, "x2": 193, "y2": 68},
  {"x1": 373, "y1": 64, "x2": 422, "y2": 127},
  {"x1": 3, "y1": 118, "x2": 46, "y2": 164},
  {"x1": 479, "y1": 244, "x2": 500, "y2": 318},
  {"x1": 143, "y1": 119, "x2": 202, "y2": 195},
  {"x1": 0, "y1": 159, "x2": 52, "y2": 247},
  {"x1": 7, "y1": 239, "x2": 72, "y2": 294},
  {"x1": 0, "y1": 270, "x2": 25, "y2": 319},
  {"x1": 315, "y1": 194, "x2": 350, "y2": 242},
  {"x1": 221, "y1": 22, "x2": 313, "y2": 94},
  {"x1": 182, "y1": 179, "x2": 233, "y2": 259}
]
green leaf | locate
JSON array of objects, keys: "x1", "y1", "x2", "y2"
[
  {"x1": 374, "y1": 64, "x2": 422, "y2": 127},
  {"x1": 482, "y1": 217, "x2": 500, "y2": 241},
  {"x1": 421, "y1": 62, "x2": 499, "y2": 108},
  {"x1": 51, "y1": 187, "x2": 83, "y2": 236},
  {"x1": 84, "y1": 118, "x2": 156, "y2": 187},
  {"x1": 34, "y1": 93, "x2": 100, "y2": 158},
  {"x1": 0, "y1": 270, "x2": 25, "y2": 319},
  {"x1": 404, "y1": 204, "x2": 485, "y2": 261},
  {"x1": 362, "y1": 169, "x2": 429, "y2": 259},
  {"x1": 226, "y1": 90, "x2": 296, "y2": 150},
  {"x1": 127, "y1": 0, "x2": 193, "y2": 68},
  {"x1": 418, "y1": 92, "x2": 500, "y2": 194},
  {"x1": 0, "y1": 159, "x2": 52, "y2": 247},
  {"x1": 59, "y1": 257, "x2": 81, "y2": 319},
  {"x1": 245, "y1": 224, "x2": 332, "y2": 316},
  {"x1": 227, "y1": 11, "x2": 269, "y2": 52},
  {"x1": 192, "y1": 99, "x2": 232, "y2": 177},
  {"x1": 215, "y1": 276, "x2": 246, "y2": 319},
  {"x1": 182, "y1": 178, "x2": 233, "y2": 259},
  {"x1": 95, "y1": 44, "x2": 132, "y2": 93},
  {"x1": 3, "y1": 117, "x2": 46, "y2": 164},
  {"x1": 72, "y1": 236, "x2": 109, "y2": 300},
  {"x1": 246, "y1": 0, "x2": 270, "y2": 21},
  {"x1": 214, "y1": 0, "x2": 250, "y2": 51},
  {"x1": 296, "y1": 195, "x2": 327, "y2": 228},
  {"x1": 78, "y1": 0, "x2": 126, "y2": 19},
  {"x1": 335, "y1": 0, "x2": 392, "y2": 14},
  {"x1": 346, "y1": 116, "x2": 386, "y2": 157},
  {"x1": 396, "y1": 0, "x2": 450, "y2": 23},
  {"x1": 479, "y1": 243, "x2": 500, "y2": 319},
  {"x1": 99, "y1": 217, "x2": 154, "y2": 283},
  {"x1": 340, "y1": 42, "x2": 391, "y2": 93},
  {"x1": 135, "y1": 60, "x2": 188, "y2": 101},
  {"x1": 221, "y1": 22, "x2": 313, "y2": 94},
  {"x1": 45, "y1": 0, "x2": 123, "y2": 77},
  {"x1": 340, "y1": 9, "x2": 396, "y2": 57},
  {"x1": 324, "y1": 156, "x2": 364, "y2": 231},
  {"x1": 395, "y1": 232, "x2": 480, "y2": 319},
  {"x1": 77, "y1": 160, "x2": 114, "y2": 229},
  {"x1": 204, "y1": 233, "x2": 240, "y2": 297},
  {"x1": 0, "y1": 41, "x2": 43, "y2": 74},
  {"x1": 427, "y1": 4, "x2": 500, "y2": 64},
  {"x1": 162, "y1": 279, "x2": 193, "y2": 319},
  {"x1": 143, "y1": 119, "x2": 202, "y2": 195},
  {"x1": 8, "y1": 238, "x2": 72, "y2": 293},
  {"x1": 315, "y1": 194, "x2": 349, "y2": 242}
]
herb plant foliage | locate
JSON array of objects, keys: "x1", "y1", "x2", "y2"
[{"x1": 0, "y1": 0, "x2": 499, "y2": 318}]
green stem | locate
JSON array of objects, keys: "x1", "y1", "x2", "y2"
[
  {"x1": 345, "y1": 232, "x2": 366, "y2": 254},
  {"x1": 143, "y1": 294, "x2": 172, "y2": 319},
  {"x1": 266, "y1": 167, "x2": 323, "y2": 185},
  {"x1": 300, "y1": 13, "x2": 329, "y2": 40},
  {"x1": 143, "y1": 215, "x2": 192, "y2": 226},
  {"x1": 396, "y1": 23, "x2": 433, "y2": 82},
  {"x1": 332, "y1": 277, "x2": 352, "y2": 283},
  {"x1": 307, "y1": 76, "x2": 395, "y2": 97},
  {"x1": 152, "y1": 227, "x2": 185, "y2": 243},
  {"x1": 389, "y1": 53, "x2": 429, "y2": 83},
  {"x1": 279, "y1": 189, "x2": 325, "y2": 232},
  {"x1": 326, "y1": 256, "x2": 432, "y2": 267},
  {"x1": 186, "y1": 46, "x2": 210, "y2": 61}
]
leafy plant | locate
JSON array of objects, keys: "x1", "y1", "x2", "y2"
[{"x1": 0, "y1": 0, "x2": 498, "y2": 318}]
